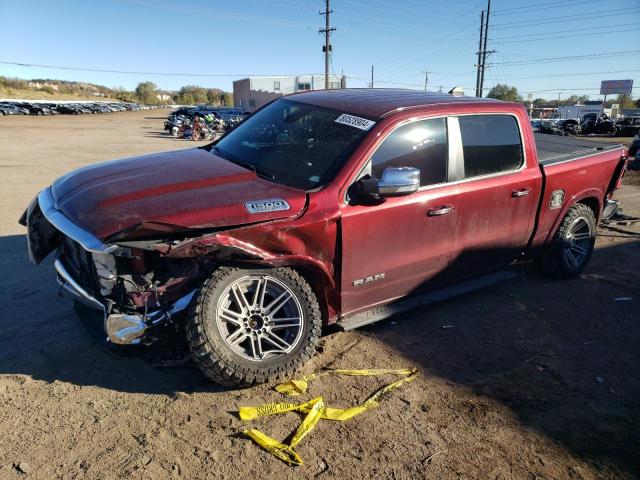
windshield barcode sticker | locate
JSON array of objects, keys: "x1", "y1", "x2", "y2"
[{"x1": 335, "y1": 114, "x2": 376, "y2": 131}]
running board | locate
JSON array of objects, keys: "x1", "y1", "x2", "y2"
[{"x1": 338, "y1": 270, "x2": 518, "y2": 331}]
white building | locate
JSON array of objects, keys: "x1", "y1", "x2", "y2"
[
  {"x1": 553, "y1": 104, "x2": 603, "y2": 120},
  {"x1": 233, "y1": 74, "x2": 346, "y2": 112}
]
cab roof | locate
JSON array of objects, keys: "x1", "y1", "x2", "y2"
[{"x1": 286, "y1": 88, "x2": 506, "y2": 119}]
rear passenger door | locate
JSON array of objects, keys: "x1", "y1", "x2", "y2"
[{"x1": 447, "y1": 114, "x2": 542, "y2": 278}]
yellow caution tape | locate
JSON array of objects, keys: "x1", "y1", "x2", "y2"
[{"x1": 239, "y1": 368, "x2": 418, "y2": 466}]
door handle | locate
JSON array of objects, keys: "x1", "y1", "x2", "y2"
[
  {"x1": 512, "y1": 188, "x2": 531, "y2": 198},
  {"x1": 427, "y1": 205, "x2": 454, "y2": 216}
]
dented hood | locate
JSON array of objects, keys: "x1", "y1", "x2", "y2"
[{"x1": 51, "y1": 148, "x2": 307, "y2": 240}]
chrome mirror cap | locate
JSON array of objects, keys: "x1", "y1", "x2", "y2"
[{"x1": 378, "y1": 167, "x2": 420, "y2": 196}]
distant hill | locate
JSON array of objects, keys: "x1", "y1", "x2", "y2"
[{"x1": 0, "y1": 76, "x2": 232, "y2": 105}]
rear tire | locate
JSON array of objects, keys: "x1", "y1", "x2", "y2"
[
  {"x1": 186, "y1": 266, "x2": 322, "y2": 387},
  {"x1": 537, "y1": 203, "x2": 597, "y2": 278}
]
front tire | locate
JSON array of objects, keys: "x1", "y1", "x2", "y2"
[
  {"x1": 537, "y1": 203, "x2": 597, "y2": 278},
  {"x1": 186, "y1": 266, "x2": 322, "y2": 387}
]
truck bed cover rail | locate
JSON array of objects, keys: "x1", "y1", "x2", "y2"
[{"x1": 535, "y1": 133, "x2": 623, "y2": 166}]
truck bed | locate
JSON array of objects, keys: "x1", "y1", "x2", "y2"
[{"x1": 535, "y1": 133, "x2": 623, "y2": 166}]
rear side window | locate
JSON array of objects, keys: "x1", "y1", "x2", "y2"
[
  {"x1": 371, "y1": 118, "x2": 448, "y2": 186},
  {"x1": 458, "y1": 115, "x2": 523, "y2": 178}
]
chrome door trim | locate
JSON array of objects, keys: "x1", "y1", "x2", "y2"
[{"x1": 446, "y1": 117, "x2": 464, "y2": 183}]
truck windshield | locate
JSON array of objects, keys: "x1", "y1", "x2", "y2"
[{"x1": 210, "y1": 98, "x2": 373, "y2": 190}]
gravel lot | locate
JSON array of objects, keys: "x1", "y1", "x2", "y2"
[{"x1": 0, "y1": 111, "x2": 639, "y2": 479}]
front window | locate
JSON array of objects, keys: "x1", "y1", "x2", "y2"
[
  {"x1": 371, "y1": 118, "x2": 448, "y2": 186},
  {"x1": 211, "y1": 98, "x2": 374, "y2": 190}
]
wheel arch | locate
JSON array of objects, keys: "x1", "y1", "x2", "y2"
[
  {"x1": 577, "y1": 196, "x2": 601, "y2": 221},
  {"x1": 216, "y1": 255, "x2": 338, "y2": 326},
  {"x1": 544, "y1": 189, "x2": 602, "y2": 245}
]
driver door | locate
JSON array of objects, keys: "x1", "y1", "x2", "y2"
[{"x1": 339, "y1": 117, "x2": 459, "y2": 316}]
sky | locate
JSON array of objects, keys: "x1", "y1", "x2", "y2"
[{"x1": 1, "y1": 0, "x2": 639, "y2": 101}]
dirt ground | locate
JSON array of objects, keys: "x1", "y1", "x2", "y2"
[{"x1": 0, "y1": 111, "x2": 639, "y2": 479}]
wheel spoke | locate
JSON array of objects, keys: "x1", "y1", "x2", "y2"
[
  {"x1": 570, "y1": 244, "x2": 588, "y2": 257},
  {"x1": 263, "y1": 331, "x2": 292, "y2": 352},
  {"x1": 249, "y1": 336, "x2": 263, "y2": 360},
  {"x1": 564, "y1": 248, "x2": 579, "y2": 268},
  {"x1": 570, "y1": 219, "x2": 585, "y2": 234},
  {"x1": 269, "y1": 317, "x2": 301, "y2": 330},
  {"x1": 231, "y1": 284, "x2": 251, "y2": 313},
  {"x1": 219, "y1": 308, "x2": 244, "y2": 326},
  {"x1": 265, "y1": 291, "x2": 292, "y2": 316},
  {"x1": 252, "y1": 278, "x2": 268, "y2": 309},
  {"x1": 226, "y1": 328, "x2": 248, "y2": 346},
  {"x1": 572, "y1": 232, "x2": 591, "y2": 241}
]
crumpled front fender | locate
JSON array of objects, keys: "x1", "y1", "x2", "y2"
[{"x1": 164, "y1": 215, "x2": 341, "y2": 322}]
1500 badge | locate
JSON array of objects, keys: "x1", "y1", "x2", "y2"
[
  {"x1": 352, "y1": 273, "x2": 386, "y2": 287},
  {"x1": 245, "y1": 198, "x2": 291, "y2": 214}
]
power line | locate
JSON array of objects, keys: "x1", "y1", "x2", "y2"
[
  {"x1": 493, "y1": 0, "x2": 614, "y2": 13},
  {"x1": 493, "y1": 8, "x2": 637, "y2": 28},
  {"x1": 496, "y1": 68, "x2": 640, "y2": 81},
  {"x1": 492, "y1": 0, "x2": 603, "y2": 15},
  {"x1": 497, "y1": 28, "x2": 638, "y2": 44},
  {"x1": 489, "y1": 50, "x2": 640, "y2": 66},
  {"x1": 492, "y1": 22, "x2": 638, "y2": 41},
  {"x1": 0, "y1": 60, "x2": 325, "y2": 78}
]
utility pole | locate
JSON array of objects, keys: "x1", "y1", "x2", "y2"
[
  {"x1": 319, "y1": 0, "x2": 336, "y2": 90},
  {"x1": 424, "y1": 70, "x2": 429, "y2": 91},
  {"x1": 370, "y1": 65, "x2": 374, "y2": 88},
  {"x1": 478, "y1": 0, "x2": 494, "y2": 98},
  {"x1": 475, "y1": 10, "x2": 484, "y2": 97}
]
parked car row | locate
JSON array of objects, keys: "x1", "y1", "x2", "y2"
[{"x1": 0, "y1": 101, "x2": 169, "y2": 116}]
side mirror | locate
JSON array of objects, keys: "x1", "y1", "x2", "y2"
[
  {"x1": 356, "y1": 167, "x2": 420, "y2": 199},
  {"x1": 378, "y1": 167, "x2": 420, "y2": 196}
]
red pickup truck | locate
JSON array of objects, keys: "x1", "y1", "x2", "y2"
[{"x1": 21, "y1": 89, "x2": 627, "y2": 387}]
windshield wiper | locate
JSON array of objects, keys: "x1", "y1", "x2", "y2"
[{"x1": 213, "y1": 147, "x2": 279, "y2": 184}]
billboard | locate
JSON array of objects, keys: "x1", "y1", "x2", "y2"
[{"x1": 600, "y1": 79, "x2": 633, "y2": 95}]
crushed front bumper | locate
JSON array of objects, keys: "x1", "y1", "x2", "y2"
[{"x1": 26, "y1": 187, "x2": 195, "y2": 345}]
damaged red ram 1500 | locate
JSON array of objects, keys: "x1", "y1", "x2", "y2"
[{"x1": 20, "y1": 89, "x2": 628, "y2": 387}]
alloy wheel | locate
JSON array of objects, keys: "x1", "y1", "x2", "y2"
[
  {"x1": 215, "y1": 275, "x2": 304, "y2": 362},
  {"x1": 563, "y1": 216, "x2": 593, "y2": 269}
]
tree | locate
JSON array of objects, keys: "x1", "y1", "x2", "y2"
[
  {"x1": 207, "y1": 88, "x2": 222, "y2": 105},
  {"x1": 532, "y1": 98, "x2": 548, "y2": 106},
  {"x1": 134, "y1": 81, "x2": 158, "y2": 104},
  {"x1": 564, "y1": 94, "x2": 589, "y2": 105},
  {"x1": 175, "y1": 85, "x2": 208, "y2": 105},
  {"x1": 486, "y1": 84, "x2": 522, "y2": 102},
  {"x1": 616, "y1": 94, "x2": 636, "y2": 109}
]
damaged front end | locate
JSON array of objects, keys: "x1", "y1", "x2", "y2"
[{"x1": 22, "y1": 188, "x2": 206, "y2": 345}]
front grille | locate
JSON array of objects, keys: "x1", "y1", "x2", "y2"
[{"x1": 59, "y1": 236, "x2": 100, "y2": 298}]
